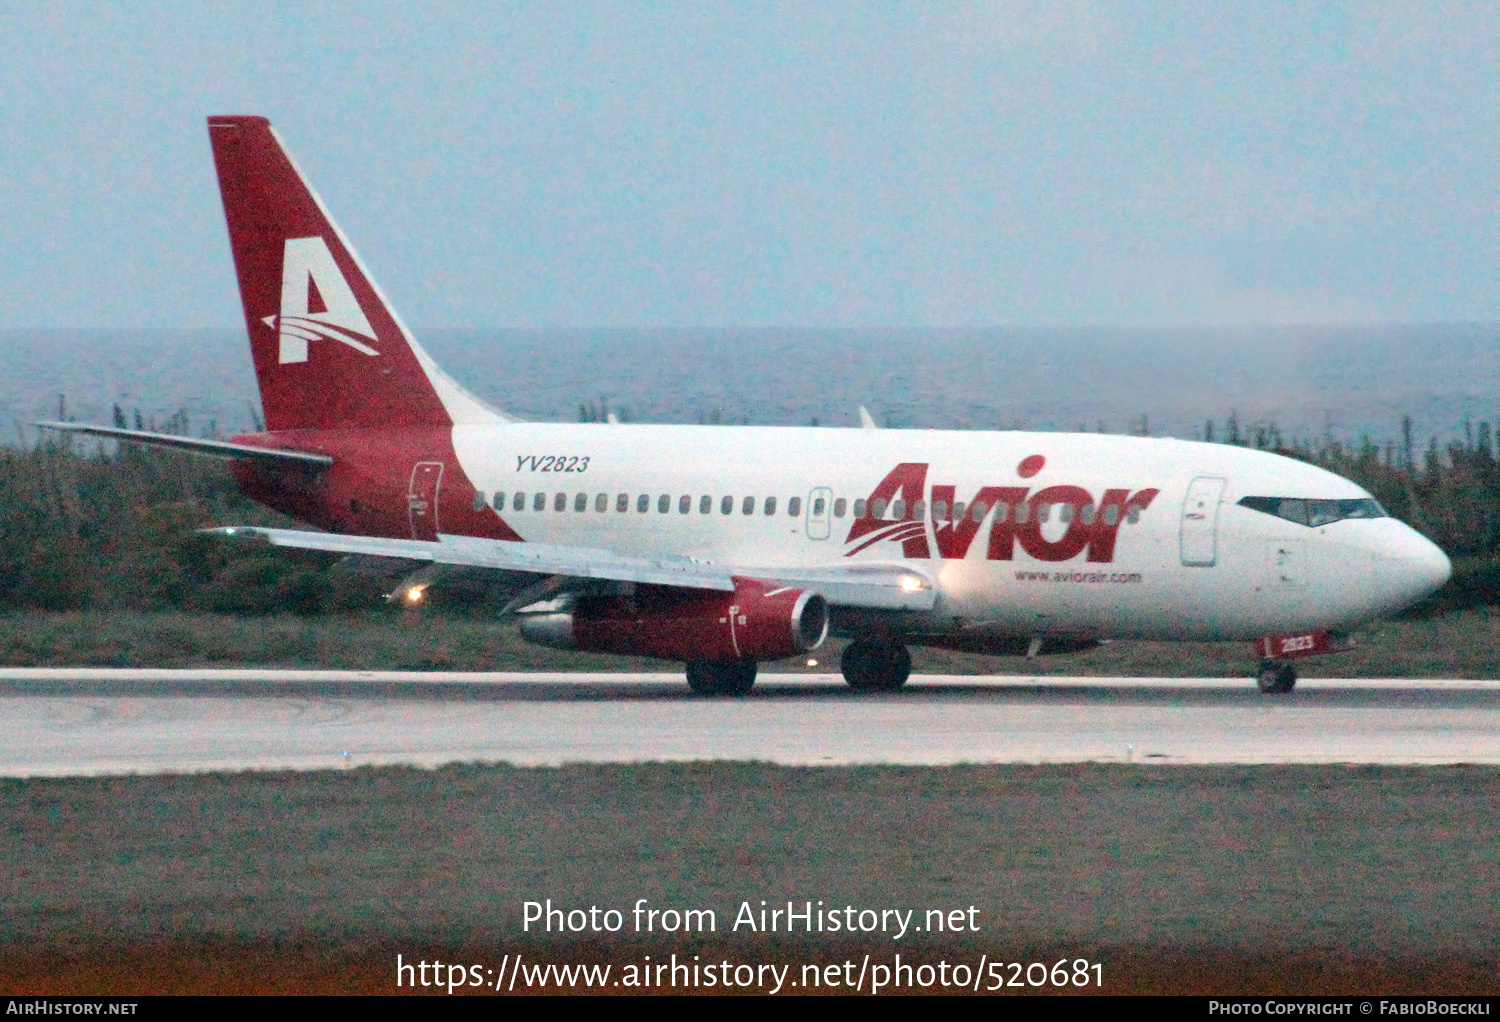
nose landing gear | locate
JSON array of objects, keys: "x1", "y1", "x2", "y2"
[
  {"x1": 1250, "y1": 630, "x2": 1350, "y2": 694},
  {"x1": 1256, "y1": 658, "x2": 1297, "y2": 694}
]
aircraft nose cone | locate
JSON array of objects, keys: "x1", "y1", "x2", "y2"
[
  {"x1": 1377, "y1": 526, "x2": 1451, "y2": 604},
  {"x1": 1416, "y1": 542, "x2": 1452, "y2": 595}
]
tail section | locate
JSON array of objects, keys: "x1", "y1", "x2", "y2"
[{"x1": 207, "y1": 115, "x2": 507, "y2": 432}]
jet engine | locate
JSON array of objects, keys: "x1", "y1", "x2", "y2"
[{"x1": 519, "y1": 576, "x2": 828, "y2": 662}]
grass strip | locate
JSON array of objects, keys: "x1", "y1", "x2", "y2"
[
  {"x1": 1, "y1": 609, "x2": 1498, "y2": 677},
  {"x1": 2, "y1": 762, "x2": 1496, "y2": 993}
]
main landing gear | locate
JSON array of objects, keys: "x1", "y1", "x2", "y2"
[
  {"x1": 685, "y1": 659, "x2": 758, "y2": 696},
  {"x1": 841, "y1": 641, "x2": 912, "y2": 692},
  {"x1": 1256, "y1": 658, "x2": 1297, "y2": 694}
]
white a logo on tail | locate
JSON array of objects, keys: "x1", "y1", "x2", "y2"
[{"x1": 261, "y1": 236, "x2": 379, "y2": 364}]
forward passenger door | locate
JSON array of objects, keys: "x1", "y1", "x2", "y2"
[{"x1": 1180, "y1": 476, "x2": 1225, "y2": 566}]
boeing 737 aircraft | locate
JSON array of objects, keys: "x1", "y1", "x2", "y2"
[{"x1": 38, "y1": 116, "x2": 1452, "y2": 695}]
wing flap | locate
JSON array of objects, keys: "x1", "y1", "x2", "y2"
[
  {"x1": 204, "y1": 527, "x2": 737, "y2": 591},
  {"x1": 203, "y1": 529, "x2": 937, "y2": 609},
  {"x1": 736, "y1": 563, "x2": 938, "y2": 610}
]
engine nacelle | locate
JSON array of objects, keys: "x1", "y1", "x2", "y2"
[{"x1": 518, "y1": 576, "x2": 829, "y2": 662}]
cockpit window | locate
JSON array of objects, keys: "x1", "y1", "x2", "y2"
[{"x1": 1238, "y1": 496, "x2": 1386, "y2": 527}]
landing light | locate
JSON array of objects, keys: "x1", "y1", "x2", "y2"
[
  {"x1": 899, "y1": 576, "x2": 928, "y2": 592},
  {"x1": 405, "y1": 585, "x2": 427, "y2": 605},
  {"x1": 806, "y1": 659, "x2": 818, "y2": 667}
]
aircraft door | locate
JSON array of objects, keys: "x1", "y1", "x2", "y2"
[
  {"x1": 806, "y1": 487, "x2": 833, "y2": 540},
  {"x1": 1180, "y1": 476, "x2": 1226, "y2": 566},
  {"x1": 408, "y1": 462, "x2": 444, "y2": 542}
]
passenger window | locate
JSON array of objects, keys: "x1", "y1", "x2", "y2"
[
  {"x1": 853, "y1": 498, "x2": 867, "y2": 518},
  {"x1": 1037, "y1": 503, "x2": 1051, "y2": 523},
  {"x1": 1015, "y1": 502, "x2": 1030, "y2": 523},
  {"x1": 933, "y1": 500, "x2": 948, "y2": 520},
  {"x1": 910, "y1": 500, "x2": 924, "y2": 520},
  {"x1": 765, "y1": 497, "x2": 777, "y2": 515},
  {"x1": 970, "y1": 501, "x2": 988, "y2": 522},
  {"x1": 574, "y1": 493, "x2": 587, "y2": 512},
  {"x1": 788, "y1": 497, "x2": 802, "y2": 517},
  {"x1": 700, "y1": 495, "x2": 712, "y2": 514},
  {"x1": 812, "y1": 497, "x2": 826, "y2": 516},
  {"x1": 513, "y1": 492, "x2": 524, "y2": 512},
  {"x1": 637, "y1": 494, "x2": 650, "y2": 513},
  {"x1": 555, "y1": 493, "x2": 567, "y2": 512},
  {"x1": 473, "y1": 491, "x2": 486, "y2": 511},
  {"x1": 891, "y1": 499, "x2": 906, "y2": 519},
  {"x1": 616, "y1": 493, "x2": 628, "y2": 512},
  {"x1": 721, "y1": 495, "x2": 733, "y2": 515},
  {"x1": 595, "y1": 493, "x2": 608, "y2": 512},
  {"x1": 871, "y1": 498, "x2": 887, "y2": 518},
  {"x1": 1126, "y1": 507, "x2": 1140, "y2": 524},
  {"x1": 833, "y1": 498, "x2": 847, "y2": 518},
  {"x1": 1103, "y1": 505, "x2": 1119, "y2": 526},
  {"x1": 533, "y1": 492, "x2": 545, "y2": 512},
  {"x1": 658, "y1": 494, "x2": 670, "y2": 513},
  {"x1": 953, "y1": 501, "x2": 966, "y2": 521},
  {"x1": 743, "y1": 496, "x2": 755, "y2": 515},
  {"x1": 679, "y1": 495, "x2": 691, "y2": 514},
  {"x1": 1059, "y1": 503, "x2": 1073, "y2": 523},
  {"x1": 1081, "y1": 503, "x2": 1096, "y2": 525}
]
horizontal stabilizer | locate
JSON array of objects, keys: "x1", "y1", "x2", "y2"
[{"x1": 33, "y1": 422, "x2": 333, "y2": 467}]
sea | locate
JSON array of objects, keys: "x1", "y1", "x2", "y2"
[{"x1": 4, "y1": 324, "x2": 1499, "y2": 448}]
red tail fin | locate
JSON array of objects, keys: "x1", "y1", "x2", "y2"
[{"x1": 207, "y1": 116, "x2": 503, "y2": 432}]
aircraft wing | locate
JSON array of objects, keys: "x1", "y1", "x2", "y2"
[{"x1": 203, "y1": 527, "x2": 935, "y2": 610}]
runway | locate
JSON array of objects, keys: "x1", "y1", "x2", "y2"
[{"x1": 1, "y1": 668, "x2": 1497, "y2": 776}]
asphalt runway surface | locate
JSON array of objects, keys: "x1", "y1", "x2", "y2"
[{"x1": 1, "y1": 669, "x2": 1496, "y2": 775}]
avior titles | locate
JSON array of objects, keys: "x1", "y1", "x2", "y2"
[{"x1": 846, "y1": 462, "x2": 1158, "y2": 563}]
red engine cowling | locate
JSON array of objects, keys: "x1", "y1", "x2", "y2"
[{"x1": 519, "y1": 576, "x2": 829, "y2": 662}]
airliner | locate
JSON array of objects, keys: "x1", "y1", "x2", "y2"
[{"x1": 38, "y1": 116, "x2": 1452, "y2": 695}]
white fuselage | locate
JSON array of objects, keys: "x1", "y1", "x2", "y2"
[{"x1": 451, "y1": 423, "x2": 1451, "y2": 643}]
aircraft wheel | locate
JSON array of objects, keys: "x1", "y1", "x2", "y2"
[
  {"x1": 686, "y1": 659, "x2": 757, "y2": 696},
  {"x1": 1256, "y1": 659, "x2": 1297, "y2": 694},
  {"x1": 841, "y1": 641, "x2": 912, "y2": 692}
]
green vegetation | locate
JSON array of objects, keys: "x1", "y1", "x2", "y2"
[
  {"x1": 2, "y1": 413, "x2": 1499, "y2": 668},
  {"x1": 0, "y1": 426, "x2": 307, "y2": 613}
]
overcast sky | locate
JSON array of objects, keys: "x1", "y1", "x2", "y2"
[{"x1": 3, "y1": 1, "x2": 1499, "y2": 329}]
